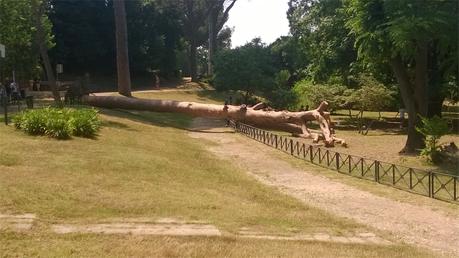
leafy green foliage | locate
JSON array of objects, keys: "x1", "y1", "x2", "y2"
[
  {"x1": 0, "y1": 0, "x2": 53, "y2": 80},
  {"x1": 49, "y1": 0, "x2": 183, "y2": 77},
  {"x1": 68, "y1": 108, "x2": 101, "y2": 137},
  {"x1": 267, "y1": 70, "x2": 297, "y2": 110},
  {"x1": 287, "y1": 0, "x2": 360, "y2": 84},
  {"x1": 292, "y1": 80, "x2": 347, "y2": 111},
  {"x1": 349, "y1": 75, "x2": 395, "y2": 113},
  {"x1": 13, "y1": 107, "x2": 101, "y2": 139},
  {"x1": 13, "y1": 109, "x2": 47, "y2": 135},
  {"x1": 416, "y1": 116, "x2": 449, "y2": 163},
  {"x1": 213, "y1": 39, "x2": 276, "y2": 96}
]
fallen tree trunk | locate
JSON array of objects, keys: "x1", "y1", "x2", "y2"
[{"x1": 82, "y1": 95, "x2": 345, "y2": 147}]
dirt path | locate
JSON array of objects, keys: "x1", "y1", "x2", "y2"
[
  {"x1": 0, "y1": 214, "x2": 389, "y2": 245},
  {"x1": 189, "y1": 117, "x2": 459, "y2": 257}
]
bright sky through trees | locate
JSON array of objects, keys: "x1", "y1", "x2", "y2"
[{"x1": 226, "y1": 0, "x2": 290, "y2": 47}]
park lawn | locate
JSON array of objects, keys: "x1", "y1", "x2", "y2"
[
  {"x1": 1, "y1": 109, "x2": 345, "y2": 232},
  {"x1": 0, "y1": 106, "x2": 435, "y2": 257},
  {"x1": 0, "y1": 233, "x2": 432, "y2": 258}
]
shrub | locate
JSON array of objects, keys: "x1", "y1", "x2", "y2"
[
  {"x1": 13, "y1": 107, "x2": 101, "y2": 139},
  {"x1": 292, "y1": 80, "x2": 347, "y2": 111},
  {"x1": 416, "y1": 115, "x2": 450, "y2": 163},
  {"x1": 44, "y1": 112, "x2": 72, "y2": 139},
  {"x1": 69, "y1": 108, "x2": 100, "y2": 137},
  {"x1": 349, "y1": 75, "x2": 395, "y2": 116},
  {"x1": 13, "y1": 109, "x2": 47, "y2": 135}
]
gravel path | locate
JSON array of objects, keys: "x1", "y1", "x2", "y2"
[{"x1": 189, "y1": 117, "x2": 459, "y2": 257}]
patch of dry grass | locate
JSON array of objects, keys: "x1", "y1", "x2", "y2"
[
  {"x1": 0, "y1": 91, "x2": 440, "y2": 257},
  {"x1": 0, "y1": 233, "x2": 434, "y2": 258},
  {"x1": 1, "y1": 110, "x2": 356, "y2": 234}
]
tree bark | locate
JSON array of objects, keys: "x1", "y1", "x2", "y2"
[
  {"x1": 390, "y1": 43, "x2": 432, "y2": 153},
  {"x1": 189, "y1": 41, "x2": 198, "y2": 82},
  {"x1": 82, "y1": 95, "x2": 344, "y2": 146},
  {"x1": 32, "y1": 0, "x2": 61, "y2": 103},
  {"x1": 207, "y1": 7, "x2": 216, "y2": 76},
  {"x1": 113, "y1": 0, "x2": 132, "y2": 97}
]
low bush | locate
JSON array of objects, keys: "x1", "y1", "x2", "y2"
[
  {"x1": 416, "y1": 115, "x2": 450, "y2": 164},
  {"x1": 13, "y1": 107, "x2": 101, "y2": 139},
  {"x1": 69, "y1": 108, "x2": 101, "y2": 137}
]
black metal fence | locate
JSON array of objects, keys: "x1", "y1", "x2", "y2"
[{"x1": 229, "y1": 120, "x2": 458, "y2": 204}]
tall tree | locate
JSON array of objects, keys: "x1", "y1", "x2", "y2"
[
  {"x1": 346, "y1": 0, "x2": 458, "y2": 153},
  {"x1": 207, "y1": 0, "x2": 237, "y2": 76},
  {"x1": 164, "y1": 0, "x2": 215, "y2": 82},
  {"x1": 32, "y1": 0, "x2": 60, "y2": 103},
  {"x1": 0, "y1": 0, "x2": 43, "y2": 82},
  {"x1": 113, "y1": 0, "x2": 131, "y2": 96},
  {"x1": 214, "y1": 38, "x2": 276, "y2": 102},
  {"x1": 287, "y1": 0, "x2": 358, "y2": 85},
  {"x1": 49, "y1": 0, "x2": 116, "y2": 75}
]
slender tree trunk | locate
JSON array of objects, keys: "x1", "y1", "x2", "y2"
[
  {"x1": 113, "y1": 0, "x2": 132, "y2": 97},
  {"x1": 33, "y1": 0, "x2": 60, "y2": 103},
  {"x1": 207, "y1": 8, "x2": 216, "y2": 76},
  {"x1": 189, "y1": 41, "x2": 198, "y2": 82}
]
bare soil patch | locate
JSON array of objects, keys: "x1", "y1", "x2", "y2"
[
  {"x1": 51, "y1": 216, "x2": 391, "y2": 245},
  {"x1": 52, "y1": 218, "x2": 222, "y2": 237},
  {"x1": 0, "y1": 213, "x2": 36, "y2": 231},
  {"x1": 189, "y1": 117, "x2": 459, "y2": 257}
]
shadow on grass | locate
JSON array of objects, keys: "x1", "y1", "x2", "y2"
[
  {"x1": 101, "y1": 120, "x2": 138, "y2": 132},
  {"x1": 100, "y1": 108, "x2": 233, "y2": 134}
]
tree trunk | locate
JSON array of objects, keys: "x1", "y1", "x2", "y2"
[
  {"x1": 32, "y1": 0, "x2": 60, "y2": 103},
  {"x1": 390, "y1": 50, "x2": 428, "y2": 153},
  {"x1": 207, "y1": 8, "x2": 216, "y2": 76},
  {"x1": 82, "y1": 95, "x2": 344, "y2": 146},
  {"x1": 208, "y1": 0, "x2": 236, "y2": 76},
  {"x1": 189, "y1": 41, "x2": 198, "y2": 82},
  {"x1": 113, "y1": 0, "x2": 132, "y2": 97}
]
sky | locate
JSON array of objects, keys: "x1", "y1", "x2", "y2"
[{"x1": 225, "y1": 0, "x2": 290, "y2": 48}]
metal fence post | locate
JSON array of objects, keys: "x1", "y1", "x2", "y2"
[
  {"x1": 302, "y1": 144, "x2": 306, "y2": 159},
  {"x1": 275, "y1": 135, "x2": 278, "y2": 149},
  {"x1": 392, "y1": 165, "x2": 396, "y2": 185},
  {"x1": 318, "y1": 148, "x2": 321, "y2": 164},
  {"x1": 454, "y1": 177, "x2": 457, "y2": 201},
  {"x1": 290, "y1": 139, "x2": 294, "y2": 155},
  {"x1": 409, "y1": 168, "x2": 413, "y2": 189},
  {"x1": 2, "y1": 95, "x2": 7, "y2": 125},
  {"x1": 309, "y1": 145, "x2": 313, "y2": 163},
  {"x1": 348, "y1": 155, "x2": 351, "y2": 174},
  {"x1": 375, "y1": 161, "x2": 380, "y2": 183},
  {"x1": 429, "y1": 171, "x2": 433, "y2": 197},
  {"x1": 336, "y1": 152, "x2": 340, "y2": 172}
]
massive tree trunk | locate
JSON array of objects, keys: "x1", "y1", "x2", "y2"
[
  {"x1": 390, "y1": 42, "x2": 432, "y2": 153},
  {"x1": 113, "y1": 0, "x2": 132, "y2": 97},
  {"x1": 82, "y1": 95, "x2": 344, "y2": 147},
  {"x1": 32, "y1": 0, "x2": 60, "y2": 103}
]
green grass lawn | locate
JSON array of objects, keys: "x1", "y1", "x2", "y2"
[{"x1": 0, "y1": 92, "x2": 437, "y2": 257}]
